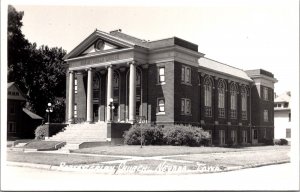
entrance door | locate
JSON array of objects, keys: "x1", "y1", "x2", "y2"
[
  {"x1": 252, "y1": 129, "x2": 258, "y2": 144},
  {"x1": 93, "y1": 104, "x2": 99, "y2": 122}
]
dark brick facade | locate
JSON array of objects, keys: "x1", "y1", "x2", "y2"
[{"x1": 64, "y1": 29, "x2": 277, "y2": 146}]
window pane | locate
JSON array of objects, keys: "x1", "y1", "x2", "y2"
[
  {"x1": 159, "y1": 67, "x2": 165, "y2": 75},
  {"x1": 181, "y1": 67, "x2": 185, "y2": 82},
  {"x1": 186, "y1": 99, "x2": 191, "y2": 114},
  {"x1": 186, "y1": 68, "x2": 191, "y2": 83},
  {"x1": 159, "y1": 76, "x2": 165, "y2": 82},
  {"x1": 181, "y1": 99, "x2": 185, "y2": 113}
]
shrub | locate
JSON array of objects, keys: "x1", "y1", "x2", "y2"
[
  {"x1": 123, "y1": 124, "x2": 164, "y2": 145},
  {"x1": 35, "y1": 125, "x2": 48, "y2": 140},
  {"x1": 263, "y1": 138, "x2": 274, "y2": 145},
  {"x1": 280, "y1": 138, "x2": 288, "y2": 145},
  {"x1": 274, "y1": 138, "x2": 288, "y2": 145},
  {"x1": 163, "y1": 124, "x2": 211, "y2": 147}
]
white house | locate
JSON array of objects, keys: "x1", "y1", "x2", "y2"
[{"x1": 274, "y1": 91, "x2": 291, "y2": 143}]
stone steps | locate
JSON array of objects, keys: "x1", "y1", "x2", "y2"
[{"x1": 47, "y1": 122, "x2": 108, "y2": 144}]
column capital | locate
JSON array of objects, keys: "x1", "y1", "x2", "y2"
[
  {"x1": 69, "y1": 70, "x2": 74, "y2": 74},
  {"x1": 127, "y1": 61, "x2": 136, "y2": 66},
  {"x1": 105, "y1": 64, "x2": 113, "y2": 69},
  {"x1": 86, "y1": 67, "x2": 94, "y2": 72}
]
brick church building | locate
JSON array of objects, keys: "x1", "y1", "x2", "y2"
[{"x1": 62, "y1": 29, "x2": 277, "y2": 146}]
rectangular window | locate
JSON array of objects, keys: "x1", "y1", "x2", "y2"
[
  {"x1": 181, "y1": 67, "x2": 185, "y2": 83},
  {"x1": 74, "y1": 78, "x2": 78, "y2": 94},
  {"x1": 230, "y1": 92, "x2": 237, "y2": 119},
  {"x1": 253, "y1": 129, "x2": 258, "y2": 140},
  {"x1": 278, "y1": 103, "x2": 282, "y2": 108},
  {"x1": 219, "y1": 130, "x2": 225, "y2": 145},
  {"x1": 289, "y1": 113, "x2": 291, "y2": 122},
  {"x1": 231, "y1": 130, "x2": 237, "y2": 144},
  {"x1": 264, "y1": 110, "x2": 268, "y2": 122},
  {"x1": 181, "y1": 98, "x2": 191, "y2": 115},
  {"x1": 185, "y1": 67, "x2": 191, "y2": 84},
  {"x1": 158, "y1": 67, "x2": 165, "y2": 83},
  {"x1": 242, "y1": 94, "x2": 247, "y2": 120},
  {"x1": 286, "y1": 128, "x2": 291, "y2": 138},
  {"x1": 157, "y1": 98, "x2": 165, "y2": 113},
  {"x1": 74, "y1": 104, "x2": 77, "y2": 118},
  {"x1": 9, "y1": 103, "x2": 15, "y2": 114},
  {"x1": 8, "y1": 122, "x2": 16, "y2": 133},
  {"x1": 218, "y1": 91, "x2": 225, "y2": 118},
  {"x1": 263, "y1": 128, "x2": 267, "y2": 138},
  {"x1": 263, "y1": 87, "x2": 268, "y2": 100},
  {"x1": 284, "y1": 102, "x2": 289, "y2": 108},
  {"x1": 181, "y1": 66, "x2": 191, "y2": 84},
  {"x1": 242, "y1": 130, "x2": 247, "y2": 144}
]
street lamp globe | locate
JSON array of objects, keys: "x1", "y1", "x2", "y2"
[
  {"x1": 109, "y1": 98, "x2": 113, "y2": 103},
  {"x1": 48, "y1": 103, "x2": 52, "y2": 107}
]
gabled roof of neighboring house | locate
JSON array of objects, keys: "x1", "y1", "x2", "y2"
[
  {"x1": 199, "y1": 57, "x2": 253, "y2": 82},
  {"x1": 22, "y1": 108, "x2": 43, "y2": 120},
  {"x1": 7, "y1": 82, "x2": 26, "y2": 101},
  {"x1": 275, "y1": 92, "x2": 291, "y2": 103}
]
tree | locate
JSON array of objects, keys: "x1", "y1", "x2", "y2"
[
  {"x1": 7, "y1": 5, "x2": 67, "y2": 122},
  {"x1": 7, "y1": 5, "x2": 31, "y2": 93}
]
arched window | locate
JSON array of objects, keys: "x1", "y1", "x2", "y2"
[
  {"x1": 204, "y1": 77, "x2": 213, "y2": 117},
  {"x1": 230, "y1": 83, "x2": 238, "y2": 119},
  {"x1": 241, "y1": 86, "x2": 247, "y2": 120},
  {"x1": 218, "y1": 80, "x2": 226, "y2": 118}
]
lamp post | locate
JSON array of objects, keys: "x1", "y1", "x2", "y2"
[
  {"x1": 46, "y1": 103, "x2": 53, "y2": 124},
  {"x1": 108, "y1": 98, "x2": 115, "y2": 122}
]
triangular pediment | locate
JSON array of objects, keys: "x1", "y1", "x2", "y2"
[{"x1": 64, "y1": 30, "x2": 135, "y2": 60}]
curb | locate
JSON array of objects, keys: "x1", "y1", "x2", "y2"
[{"x1": 6, "y1": 160, "x2": 290, "y2": 175}]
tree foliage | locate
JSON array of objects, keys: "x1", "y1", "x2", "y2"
[{"x1": 8, "y1": 5, "x2": 67, "y2": 122}]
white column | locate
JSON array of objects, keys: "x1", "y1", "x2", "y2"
[
  {"x1": 68, "y1": 71, "x2": 74, "y2": 123},
  {"x1": 129, "y1": 62, "x2": 136, "y2": 123},
  {"x1": 86, "y1": 68, "x2": 93, "y2": 123},
  {"x1": 106, "y1": 65, "x2": 113, "y2": 122}
]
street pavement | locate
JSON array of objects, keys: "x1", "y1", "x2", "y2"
[{"x1": 2, "y1": 163, "x2": 299, "y2": 191}]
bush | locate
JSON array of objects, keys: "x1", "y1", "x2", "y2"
[
  {"x1": 263, "y1": 138, "x2": 274, "y2": 145},
  {"x1": 274, "y1": 138, "x2": 288, "y2": 145},
  {"x1": 35, "y1": 125, "x2": 48, "y2": 140},
  {"x1": 123, "y1": 124, "x2": 211, "y2": 147},
  {"x1": 123, "y1": 124, "x2": 164, "y2": 145},
  {"x1": 163, "y1": 124, "x2": 211, "y2": 147},
  {"x1": 280, "y1": 138, "x2": 288, "y2": 145}
]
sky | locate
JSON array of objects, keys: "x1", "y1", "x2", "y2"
[{"x1": 5, "y1": 0, "x2": 300, "y2": 95}]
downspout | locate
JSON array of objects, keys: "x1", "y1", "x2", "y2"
[{"x1": 249, "y1": 83, "x2": 252, "y2": 144}]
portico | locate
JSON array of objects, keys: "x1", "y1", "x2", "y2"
[{"x1": 67, "y1": 60, "x2": 140, "y2": 124}]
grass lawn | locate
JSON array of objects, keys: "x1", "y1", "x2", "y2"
[
  {"x1": 72, "y1": 145, "x2": 290, "y2": 157},
  {"x1": 23, "y1": 141, "x2": 64, "y2": 150},
  {"x1": 163, "y1": 148, "x2": 290, "y2": 167},
  {"x1": 7, "y1": 151, "x2": 126, "y2": 166}
]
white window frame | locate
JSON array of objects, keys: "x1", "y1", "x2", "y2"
[
  {"x1": 263, "y1": 87, "x2": 268, "y2": 100},
  {"x1": 231, "y1": 130, "x2": 237, "y2": 144},
  {"x1": 242, "y1": 130, "x2": 247, "y2": 144},
  {"x1": 241, "y1": 87, "x2": 247, "y2": 120},
  {"x1": 74, "y1": 104, "x2": 77, "y2": 118},
  {"x1": 74, "y1": 78, "x2": 78, "y2": 94},
  {"x1": 157, "y1": 98, "x2": 165, "y2": 114},
  {"x1": 218, "y1": 81, "x2": 225, "y2": 118},
  {"x1": 204, "y1": 78, "x2": 212, "y2": 117},
  {"x1": 230, "y1": 84, "x2": 238, "y2": 119},
  {"x1": 181, "y1": 65, "x2": 191, "y2": 84},
  {"x1": 158, "y1": 67, "x2": 165, "y2": 84},
  {"x1": 181, "y1": 98, "x2": 191, "y2": 115},
  {"x1": 219, "y1": 130, "x2": 225, "y2": 145},
  {"x1": 264, "y1": 109, "x2": 268, "y2": 122}
]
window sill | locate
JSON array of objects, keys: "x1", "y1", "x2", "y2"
[
  {"x1": 156, "y1": 82, "x2": 166, "y2": 86},
  {"x1": 156, "y1": 112, "x2": 166, "y2": 116},
  {"x1": 181, "y1": 82, "x2": 192, "y2": 86},
  {"x1": 180, "y1": 113, "x2": 192, "y2": 116}
]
